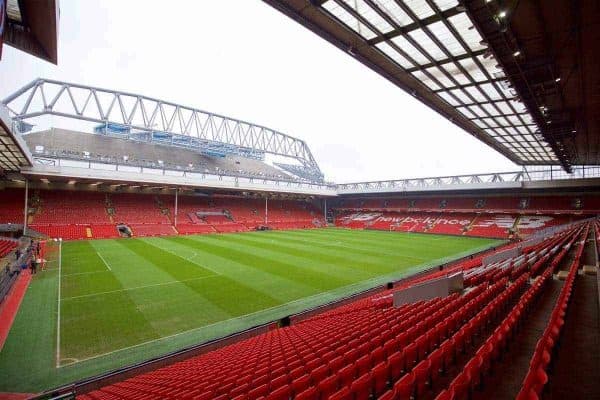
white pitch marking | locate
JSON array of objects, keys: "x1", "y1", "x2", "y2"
[
  {"x1": 61, "y1": 275, "x2": 216, "y2": 301},
  {"x1": 58, "y1": 284, "x2": 357, "y2": 367},
  {"x1": 141, "y1": 239, "x2": 224, "y2": 276},
  {"x1": 56, "y1": 242, "x2": 62, "y2": 368},
  {"x1": 96, "y1": 251, "x2": 112, "y2": 271},
  {"x1": 63, "y1": 270, "x2": 108, "y2": 277}
]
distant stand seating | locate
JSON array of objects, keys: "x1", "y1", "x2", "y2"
[
  {"x1": 335, "y1": 210, "x2": 579, "y2": 239},
  {"x1": 111, "y1": 193, "x2": 170, "y2": 225},
  {"x1": 334, "y1": 194, "x2": 600, "y2": 214},
  {"x1": 29, "y1": 190, "x2": 110, "y2": 240},
  {"x1": 30, "y1": 225, "x2": 89, "y2": 240},
  {"x1": 90, "y1": 224, "x2": 119, "y2": 239},
  {"x1": 17, "y1": 190, "x2": 324, "y2": 240},
  {"x1": 33, "y1": 190, "x2": 110, "y2": 225},
  {"x1": 176, "y1": 224, "x2": 217, "y2": 235}
]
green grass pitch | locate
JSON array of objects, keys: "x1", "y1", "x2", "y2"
[{"x1": 0, "y1": 228, "x2": 501, "y2": 393}]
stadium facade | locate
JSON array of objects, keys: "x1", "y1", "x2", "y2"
[{"x1": 0, "y1": 1, "x2": 599, "y2": 399}]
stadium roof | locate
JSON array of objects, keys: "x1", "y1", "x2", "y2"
[
  {"x1": 263, "y1": 0, "x2": 599, "y2": 173},
  {"x1": 2, "y1": 78, "x2": 324, "y2": 181},
  {"x1": 0, "y1": 103, "x2": 32, "y2": 172},
  {"x1": 1, "y1": 0, "x2": 59, "y2": 64}
]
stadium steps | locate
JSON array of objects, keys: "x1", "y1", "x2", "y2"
[
  {"x1": 513, "y1": 215, "x2": 522, "y2": 237},
  {"x1": 513, "y1": 232, "x2": 587, "y2": 400},
  {"x1": 543, "y1": 273, "x2": 600, "y2": 400},
  {"x1": 469, "y1": 279, "x2": 563, "y2": 400},
  {"x1": 462, "y1": 216, "x2": 478, "y2": 235},
  {"x1": 440, "y1": 226, "x2": 587, "y2": 400},
  {"x1": 403, "y1": 278, "x2": 529, "y2": 400}
]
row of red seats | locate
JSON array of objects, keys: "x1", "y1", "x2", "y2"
[
  {"x1": 213, "y1": 223, "x2": 249, "y2": 233},
  {"x1": 77, "y1": 222, "x2": 582, "y2": 399},
  {"x1": 463, "y1": 227, "x2": 577, "y2": 287},
  {"x1": 381, "y1": 275, "x2": 528, "y2": 400},
  {"x1": 130, "y1": 224, "x2": 176, "y2": 237},
  {"x1": 111, "y1": 193, "x2": 170, "y2": 225},
  {"x1": 77, "y1": 287, "x2": 465, "y2": 399},
  {"x1": 337, "y1": 210, "x2": 587, "y2": 239},
  {"x1": 0, "y1": 238, "x2": 18, "y2": 258},
  {"x1": 30, "y1": 224, "x2": 89, "y2": 240},
  {"x1": 34, "y1": 190, "x2": 110, "y2": 224},
  {"x1": 437, "y1": 272, "x2": 550, "y2": 400},
  {"x1": 176, "y1": 224, "x2": 217, "y2": 235},
  {"x1": 335, "y1": 195, "x2": 600, "y2": 212},
  {"x1": 437, "y1": 225, "x2": 586, "y2": 400},
  {"x1": 78, "y1": 276, "x2": 511, "y2": 400},
  {"x1": 90, "y1": 224, "x2": 120, "y2": 239},
  {"x1": 268, "y1": 221, "x2": 318, "y2": 230},
  {"x1": 466, "y1": 214, "x2": 514, "y2": 238},
  {"x1": 516, "y1": 225, "x2": 588, "y2": 400}
]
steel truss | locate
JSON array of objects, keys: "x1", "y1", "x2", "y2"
[
  {"x1": 336, "y1": 166, "x2": 600, "y2": 193},
  {"x1": 2, "y1": 78, "x2": 323, "y2": 180}
]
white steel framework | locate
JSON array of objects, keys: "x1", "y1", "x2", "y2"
[{"x1": 2, "y1": 79, "x2": 323, "y2": 179}]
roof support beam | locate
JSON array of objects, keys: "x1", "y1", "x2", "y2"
[
  {"x1": 433, "y1": 77, "x2": 508, "y2": 93},
  {"x1": 406, "y1": 49, "x2": 488, "y2": 73},
  {"x1": 367, "y1": 6, "x2": 464, "y2": 45}
]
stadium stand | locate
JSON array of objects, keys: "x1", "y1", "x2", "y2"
[
  {"x1": 24, "y1": 129, "x2": 292, "y2": 182},
  {"x1": 32, "y1": 190, "x2": 110, "y2": 224},
  {"x1": 89, "y1": 224, "x2": 120, "y2": 239},
  {"x1": 26, "y1": 190, "x2": 109, "y2": 240},
  {"x1": 333, "y1": 194, "x2": 600, "y2": 213},
  {"x1": 76, "y1": 221, "x2": 587, "y2": 400},
  {"x1": 8, "y1": 189, "x2": 324, "y2": 239},
  {"x1": 0, "y1": 238, "x2": 18, "y2": 259},
  {"x1": 334, "y1": 194, "x2": 589, "y2": 239},
  {"x1": 110, "y1": 193, "x2": 170, "y2": 225},
  {"x1": 0, "y1": 188, "x2": 26, "y2": 224}
]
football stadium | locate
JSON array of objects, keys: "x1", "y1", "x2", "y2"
[{"x1": 0, "y1": 1, "x2": 599, "y2": 399}]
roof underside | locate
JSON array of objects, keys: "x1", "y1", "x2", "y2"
[
  {"x1": 0, "y1": 105, "x2": 32, "y2": 172},
  {"x1": 2, "y1": 0, "x2": 58, "y2": 64},
  {"x1": 263, "y1": 0, "x2": 599, "y2": 171},
  {"x1": 465, "y1": 0, "x2": 600, "y2": 170}
]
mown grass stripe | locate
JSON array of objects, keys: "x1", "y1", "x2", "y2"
[
  {"x1": 233, "y1": 230, "x2": 427, "y2": 262},
  {"x1": 212, "y1": 233, "x2": 415, "y2": 277},
  {"x1": 157, "y1": 236, "x2": 322, "y2": 302},
  {"x1": 0, "y1": 228, "x2": 500, "y2": 393},
  {"x1": 183, "y1": 234, "x2": 355, "y2": 289}
]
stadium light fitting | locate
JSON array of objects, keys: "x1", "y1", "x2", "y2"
[
  {"x1": 68, "y1": 180, "x2": 76, "y2": 185},
  {"x1": 41, "y1": 178, "x2": 50, "y2": 184},
  {"x1": 513, "y1": 51, "x2": 521, "y2": 57},
  {"x1": 555, "y1": 77, "x2": 561, "y2": 82},
  {"x1": 498, "y1": 11, "x2": 507, "y2": 18}
]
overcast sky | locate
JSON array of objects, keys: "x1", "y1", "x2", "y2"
[{"x1": 0, "y1": 0, "x2": 519, "y2": 183}]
